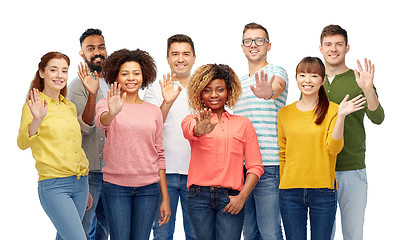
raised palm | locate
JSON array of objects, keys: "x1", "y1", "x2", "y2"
[
  {"x1": 159, "y1": 73, "x2": 182, "y2": 104},
  {"x1": 78, "y1": 62, "x2": 100, "y2": 95},
  {"x1": 354, "y1": 58, "x2": 374, "y2": 92},
  {"x1": 338, "y1": 94, "x2": 366, "y2": 117},
  {"x1": 27, "y1": 88, "x2": 48, "y2": 120},
  {"x1": 108, "y1": 82, "x2": 126, "y2": 117},
  {"x1": 194, "y1": 109, "x2": 218, "y2": 136},
  {"x1": 250, "y1": 70, "x2": 275, "y2": 98}
]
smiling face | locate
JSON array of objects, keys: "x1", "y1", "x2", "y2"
[
  {"x1": 296, "y1": 72, "x2": 324, "y2": 97},
  {"x1": 167, "y1": 42, "x2": 195, "y2": 79},
  {"x1": 116, "y1": 61, "x2": 143, "y2": 94},
  {"x1": 241, "y1": 28, "x2": 271, "y2": 63},
  {"x1": 80, "y1": 35, "x2": 107, "y2": 72},
  {"x1": 319, "y1": 34, "x2": 350, "y2": 67},
  {"x1": 201, "y1": 79, "x2": 228, "y2": 116},
  {"x1": 39, "y1": 58, "x2": 69, "y2": 96}
]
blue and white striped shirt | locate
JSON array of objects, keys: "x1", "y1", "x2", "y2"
[{"x1": 233, "y1": 64, "x2": 288, "y2": 165}]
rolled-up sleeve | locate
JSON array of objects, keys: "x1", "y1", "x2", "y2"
[
  {"x1": 17, "y1": 104, "x2": 38, "y2": 150},
  {"x1": 244, "y1": 120, "x2": 264, "y2": 179},
  {"x1": 181, "y1": 114, "x2": 199, "y2": 141}
]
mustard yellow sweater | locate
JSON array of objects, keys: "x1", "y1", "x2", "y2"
[{"x1": 277, "y1": 102, "x2": 343, "y2": 189}]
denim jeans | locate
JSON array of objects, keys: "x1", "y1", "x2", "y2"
[
  {"x1": 331, "y1": 168, "x2": 368, "y2": 240},
  {"x1": 152, "y1": 174, "x2": 195, "y2": 240},
  {"x1": 243, "y1": 166, "x2": 283, "y2": 240},
  {"x1": 82, "y1": 172, "x2": 108, "y2": 240},
  {"x1": 280, "y1": 188, "x2": 337, "y2": 240},
  {"x1": 38, "y1": 175, "x2": 89, "y2": 240},
  {"x1": 187, "y1": 185, "x2": 244, "y2": 240},
  {"x1": 102, "y1": 181, "x2": 160, "y2": 240}
]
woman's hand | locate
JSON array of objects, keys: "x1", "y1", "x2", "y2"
[
  {"x1": 27, "y1": 88, "x2": 48, "y2": 121},
  {"x1": 338, "y1": 94, "x2": 366, "y2": 117},
  {"x1": 158, "y1": 198, "x2": 171, "y2": 226},
  {"x1": 223, "y1": 194, "x2": 247, "y2": 215},
  {"x1": 107, "y1": 82, "x2": 126, "y2": 117},
  {"x1": 86, "y1": 193, "x2": 93, "y2": 211},
  {"x1": 193, "y1": 109, "x2": 218, "y2": 136}
]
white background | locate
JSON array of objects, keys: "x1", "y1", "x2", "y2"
[{"x1": 1, "y1": 0, "x2": 402, "y2": 239}]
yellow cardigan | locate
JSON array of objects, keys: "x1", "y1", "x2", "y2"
[
  {"x1": 277, "y1": 102, "x2": 343, "y2": 189},
  {"x1": 17, "y1": 92, "x2": 88, "y2": 181}
]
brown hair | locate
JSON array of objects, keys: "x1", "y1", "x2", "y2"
[
  {"x1": 102, "y1": 48, "x2": 156, "y2": 89},
  {"x1": 187, "y1": 64, "x2": 241, "y2": 112},
  {"x1": 243, "y1": 22, "x2": 269, "y2": 40},
  {"x1": 296, "y1": 57, "x2": 329, "y2": 125},
  {"x1": 167, "y1": 34, "x2": 195, "y2": 56},
  {"x1": 320, "y1": 24, "x2": 348, "y2": 45},
  {"x1": 28, "y1": 52, "x2": 70, "y2": 97}
]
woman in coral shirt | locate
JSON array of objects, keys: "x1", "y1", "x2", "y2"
[{"x1": 181, "y1": 64, "x2": 264, "y2": 240}]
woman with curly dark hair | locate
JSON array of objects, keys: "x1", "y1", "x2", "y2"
[
  {"x1": 94, "y1": 49, "x2": 170, "y2": 239},
  {"x1": 181, "y1": 64, "x2": 264, "y2": 239}
]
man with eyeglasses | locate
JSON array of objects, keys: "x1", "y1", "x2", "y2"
[{"x1": 233, "y1": 22, "x2": 288, "y2": 240}]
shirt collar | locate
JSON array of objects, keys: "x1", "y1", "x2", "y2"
[
  {"x1": 210, "y1": 111, "x2": 231, "y2": 120},
  {"x1": 39, "y1": 91, "x2": 67, "y2": 104}
]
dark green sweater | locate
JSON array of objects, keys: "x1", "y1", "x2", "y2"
[{"x1": 324, "y1": 69, "x2": 384, "y2": 171}]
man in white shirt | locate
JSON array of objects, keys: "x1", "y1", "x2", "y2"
[{"x1": 144, "y1": 34, "x2": 196, "y2": 240}]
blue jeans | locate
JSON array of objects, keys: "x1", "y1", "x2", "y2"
[
  {"x1": 331, "y1": 168, "x2": 368, "y2": 240},
  {"x1": 243, "y1": 166, "x2": 283, "y2": 240},
  {"x1": 152, "y1": 174, "x2": 195, "y2": 240},
  {"x1": 82, "y1": 172, "x2": 108, "y2": 240},
  {"x1": 102, "y1": 181, "x2": 160, "y2": 240},
  {"x1": 280, "y1": 188, "x2": 337, "y2": 240},
  {"x1": 187, "y1": 185, "x2": 244, "y2": 240},
  {"x1": 38, "y1": 175, "x2": 89, "y2": 240}
]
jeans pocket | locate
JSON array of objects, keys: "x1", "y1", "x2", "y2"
[
  {"x1": 318, "y1": 188, "x2": 336, "y2": 193},
  {"x1": 357, "y1": 169, "x2": 368, "y2": 184},
  {"x1": 39, "y1": 178, "x2": 59, "y2": 188},
  {"x1": 188, "y1": 185, "x2": 200, "y2": 198}
]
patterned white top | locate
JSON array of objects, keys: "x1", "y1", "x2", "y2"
[{"x1": 233, "y1": 64, "x2": 288, "y2": 165}]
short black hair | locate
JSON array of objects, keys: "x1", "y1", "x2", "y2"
[
  {"x1": 167, "y1": 34, "x2": 195, "y2": 56},
  {"x1": 79, "y1": 28, "x2": 104, "y2": 46}
]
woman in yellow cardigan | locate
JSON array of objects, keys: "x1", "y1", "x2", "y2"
[{"x1": 277, "y1": 57, "x2": 365, "y2": 240}]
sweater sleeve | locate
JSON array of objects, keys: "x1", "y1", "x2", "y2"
[
  {"x1": 365, "y1": 85, "x2": 384, "y2": 125},
  {"x1": 277, "y1": 109, "x2": 286, "y2": 178},
  {"x1": 95, "y1": 98, "x2": 110, "y2": 131},
  {"x1": 326, "y1": 113, "x2": 344, "y2": 156},
  {"x1": 244, "y1": 119, "x2": 264, "y2": 179},
  {"x1": 366, "y1": 103, "x2": 384, "y2": 125},
  {"x1": 154, "y1": 107, "x2": 165, "y2": 170}
]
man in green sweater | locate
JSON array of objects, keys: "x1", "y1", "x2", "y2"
[{"x1": 319, "y1": 25, "x2": 384, "y2": 240}]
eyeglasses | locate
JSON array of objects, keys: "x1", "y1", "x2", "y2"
[{"x1": 242, "y1": 37, "x2": 270, "y2": 47}]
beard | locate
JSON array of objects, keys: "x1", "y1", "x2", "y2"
[{"x1": 85, "y1": 54, "x2": 105, "y2": 73}]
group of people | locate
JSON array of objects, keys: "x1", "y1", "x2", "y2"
[{"x1": 17, "y1": 22, "x2": 384, "y2": 240}]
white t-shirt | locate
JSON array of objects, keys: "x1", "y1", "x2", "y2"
[{"x1": 143, "y1": 81, "x2": 192, "y2": 174}]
